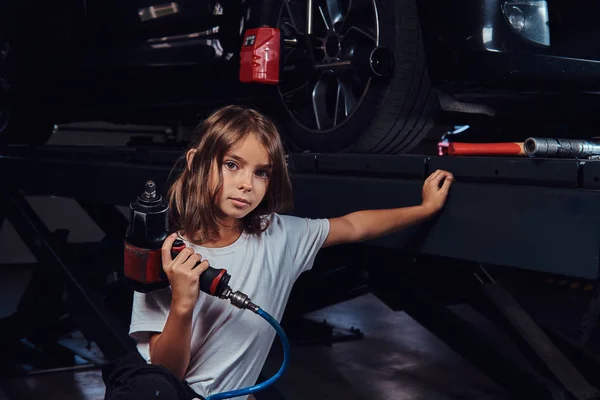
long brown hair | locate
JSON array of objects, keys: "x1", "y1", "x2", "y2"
[{"x1": 167, "y1": 105, "x2": 293, "y2": 244}]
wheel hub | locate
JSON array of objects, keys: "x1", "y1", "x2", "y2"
[{"x1": 324, "y1": 34, "x2": 341, "y2": 60}]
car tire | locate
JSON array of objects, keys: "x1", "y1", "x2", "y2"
[{"x1": 266, "y1": 0, "x2": 439, "y2": 154}]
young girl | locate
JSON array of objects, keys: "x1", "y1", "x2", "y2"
[{"x1": 122, "y1": 105, "x2": 453, "y2": 400}]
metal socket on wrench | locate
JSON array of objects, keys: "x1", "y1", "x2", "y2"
[{"x1": 524, "y1": 137, "x2": 600, "y2": 158}]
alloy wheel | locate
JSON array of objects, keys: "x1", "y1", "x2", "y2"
[{"x1": 277, "y1": 0, "x2": 381, "y2": 133}]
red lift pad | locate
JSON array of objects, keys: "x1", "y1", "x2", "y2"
[{"x1": 240, "y1": 27, "x2": 281, "y2": 85}]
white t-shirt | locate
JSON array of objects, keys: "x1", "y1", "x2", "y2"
[{"x1": 129, "y1": 213, "x2": 330, "y2": 399}]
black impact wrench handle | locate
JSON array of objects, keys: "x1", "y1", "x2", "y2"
[{"x1": 171, "y1": 239, "x2": 231, "y2": 297}]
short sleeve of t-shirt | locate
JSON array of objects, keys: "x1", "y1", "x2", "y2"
[
  {"x1": 129, "y1": 288, "x2": 171, "y2": 360},
  {"x1": 274, "y1": 214, "x2": 330, "y2": 278}
]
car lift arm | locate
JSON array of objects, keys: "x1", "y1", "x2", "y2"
[{"x1": 4, "y1": 145, "x2": 600, "y2": 279}]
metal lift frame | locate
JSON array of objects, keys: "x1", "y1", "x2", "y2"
[{"x1": 2, "y1": 144, "x2": 600, "y2": 399}]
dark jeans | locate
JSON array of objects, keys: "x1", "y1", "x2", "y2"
[{"x1": 102, "y1": 352, "x2": 205, "y2": 400}]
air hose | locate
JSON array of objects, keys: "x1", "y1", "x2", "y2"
[{"x1": 205, "y1": 307, "x2": 290, "y2": 400}]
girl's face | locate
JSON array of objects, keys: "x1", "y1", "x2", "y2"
[{"x1": 213, "y1": 133, "x2": 272, "y2": 224}]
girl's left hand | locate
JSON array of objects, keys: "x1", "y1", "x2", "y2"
[{"x1": 421, "y1": 169, "x2": 454, "y2": 214}]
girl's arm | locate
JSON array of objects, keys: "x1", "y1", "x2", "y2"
[
  {"x1": 322, "y1": 169, "x2": 454, "y2": 248},
  {"x1": 148, "y1": 304, "x2": 194, "y2": 380}
]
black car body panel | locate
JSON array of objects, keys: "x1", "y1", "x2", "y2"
[{"x1": 416, "y1": 0, "x2": 600, "y2": 120}]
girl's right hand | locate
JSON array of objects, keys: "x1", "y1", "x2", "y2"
[{"x1": 161, "y1": 233, "x2": 210, "y2": 312}]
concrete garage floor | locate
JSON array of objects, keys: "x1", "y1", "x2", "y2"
[
  {"x1": 0, "y1": 125, "x2": 597, "y2": 400},
  {"x1": 260, "y1": 296, "x2": 510, "y2": 400}
]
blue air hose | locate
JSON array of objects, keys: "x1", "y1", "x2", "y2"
[{"x1": 205, "y1": 308, "x2": 290, "y2": 400}]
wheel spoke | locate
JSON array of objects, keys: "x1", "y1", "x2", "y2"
[
  {"x1": 340, "y1": 0, "x2": 374, "y2": 34},
  {"x1": 333, "y1": 78, "x2": 341, "y2": 125},
  {"x1": 311, "y1": 74, "x2": 330, "y2": 130},
  {"x1": 282, "y1": 20, "x2": 298, "y2": 35},
  {"x1": 338, "y1": 77, "x2": 357, "y2": 119},
  {"x1": 320, "y1": 0, "x2": 344, "y2": 32},
  {"x1": 318, "y1": 5, "x2": 331, "y2": 31},
  {"x1": 282, "y1": 0, "x2": 306, "y2": 34},
  {"x1": 283, "y1": 47, "x2": 294, "y2": 65},
  {"x1": 284, "y1": 0, "x2": 300, "y2": 32},
  {"x1": 333, "y1": 77, "x2": 357, "y2": 125},
  {"x1": 339, "y1": 22, "x2": 378, "y2": 61},
  {"x1": 345, "y1": 25, "x2": 376, "y2": 44},
  {"x1": 280, "y1": 78, "x2": 310, "y2": 101}
]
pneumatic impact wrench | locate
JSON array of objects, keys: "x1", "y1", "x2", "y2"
[{"x1": 123, "y1": 180, "x2": 258, "y2": 311}]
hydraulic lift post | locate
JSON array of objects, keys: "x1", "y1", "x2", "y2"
[{"x1": 1, "y1": 144, "x2": 600, "y2": 399}]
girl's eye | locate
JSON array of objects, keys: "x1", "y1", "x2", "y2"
[
  {"x1": 224, "y1": 161, "x2": 238, "y2": 170},
  {"x1": 256, "y1": 170, "x2": 270, "y2": 179}
]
